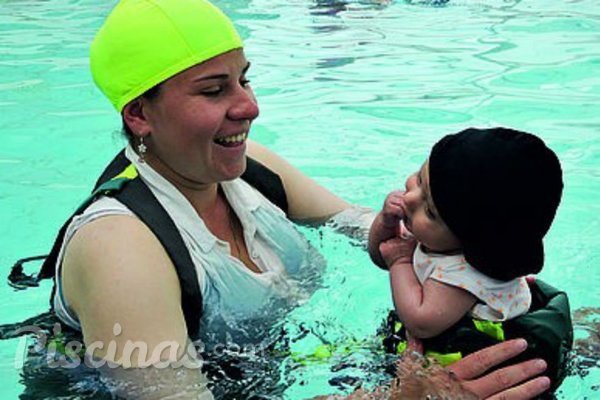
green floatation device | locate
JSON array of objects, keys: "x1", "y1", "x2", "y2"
[{"x1": 383, "y1": 279, "x2": 572, "y2": 391}]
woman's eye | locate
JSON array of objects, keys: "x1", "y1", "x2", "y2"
[
  {"x1": 201, "y1": 86, "x2": 223, "y2": 96},
  {"x1": 240, "y1": 78, "x2": 251, "y2": 87}
]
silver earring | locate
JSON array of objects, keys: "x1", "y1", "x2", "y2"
[{"x1": 137, "y1": 136, "x2": 147, "y2": 163}]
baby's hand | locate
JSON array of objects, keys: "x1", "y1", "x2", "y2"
[
  {"x1": 369, "y1": 191, "x2": 410, "y2": 269},
  {"x1": 381, "y1": 190, "x2": 406, "y2": 230},
  {"x1": 379, "y1": 235, "x2": 417, "y2": 267}
]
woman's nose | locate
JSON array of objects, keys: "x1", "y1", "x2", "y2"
[{"x1": 228, "y1": 86, "x2": 259, "y2": 122}]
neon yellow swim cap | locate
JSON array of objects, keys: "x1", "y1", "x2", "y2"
[{"x1": 90, "y1": 0, "x2": 243, "y2": 112}]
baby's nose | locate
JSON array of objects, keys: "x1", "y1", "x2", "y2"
[
  {"x1": 405, "y1": 174, "x2": 417, "y2": 191},
  {"x1": 402, "y1": 191, "x2": 416, "y2": 212}
]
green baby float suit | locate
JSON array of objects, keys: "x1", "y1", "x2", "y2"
[{"x1": 382, "y1": 279, "x2": 572, "y2": 392}]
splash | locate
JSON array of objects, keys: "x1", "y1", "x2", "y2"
[{"x1": 570, "y1": 307, "x2": 600, "y2": 378}]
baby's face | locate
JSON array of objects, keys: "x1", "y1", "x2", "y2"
[{"x1": 401, "y1": 160, "x2": 461, "y2": 253}]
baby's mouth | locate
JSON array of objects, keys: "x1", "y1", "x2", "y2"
[
  {"x1": 400, "y1": 218, "x2": 413, "y2": 239},
  {"x1": 403, "y1": 215, "x2": 412, "y2": 231}
]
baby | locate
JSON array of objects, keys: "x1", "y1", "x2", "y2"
[{"x1": 369, "y1": 127, "x2": 563, "y2": 353}]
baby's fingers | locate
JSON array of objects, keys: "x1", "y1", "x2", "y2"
[
  {"x1": 384, "y1": 191, "x2": 405, "y2": 209},
  {"x1": 379, "y1": 237, "x2": 417, "y2": 266},
  {"x1": 385, "y1": 190, "x2": 405, "y2": 203},
  {"x1": 383, "y1": 192, "x2": 406, "y2": 224}
]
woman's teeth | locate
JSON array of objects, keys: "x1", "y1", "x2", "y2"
[{"x1": 214, "y1": 132, "x2": 247, "y2": 146}]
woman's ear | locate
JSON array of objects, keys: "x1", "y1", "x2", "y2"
[{"x1": 122, "y1": 98, "x2": 151, "y2": 137}]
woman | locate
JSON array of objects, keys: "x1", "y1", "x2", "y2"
[{"x1": 48, "y1": 0, "x2": 551, "y2": 398}]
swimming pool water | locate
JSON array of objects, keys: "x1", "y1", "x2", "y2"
[{"x1": 1, "y1": 0, "x2": 599, "y2": 398}]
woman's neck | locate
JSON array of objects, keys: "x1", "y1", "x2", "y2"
[{"x1": 142, "y1": 152, "x2": 220, "y2": 214}]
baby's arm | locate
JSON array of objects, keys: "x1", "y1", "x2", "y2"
[
  {"x1": 389, "y1": 261, "x2": 477, "y2": 339},
  {"x1": 369, "y1": 191, "x2": 405, "y2": 269}
]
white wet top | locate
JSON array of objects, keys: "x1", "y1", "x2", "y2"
[{"x1": 53, "y1": 145, "x2": 322, "y2": 333}]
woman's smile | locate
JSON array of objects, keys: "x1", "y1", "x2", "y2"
[{"x1": 213, "y1": 131, "x2": 248, "y2": 147}]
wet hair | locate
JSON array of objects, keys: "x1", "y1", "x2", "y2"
[{"x1": 121, "y1": 83, "x2": 163, "y2": 144}]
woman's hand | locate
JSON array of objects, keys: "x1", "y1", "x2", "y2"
[{"x1": 450, "y1": 339, "x2": 551, "y2": 399}]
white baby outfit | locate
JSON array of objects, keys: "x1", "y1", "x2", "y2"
[{"x1": 412, "y1": 245, "x2": 531, "y2": 321}]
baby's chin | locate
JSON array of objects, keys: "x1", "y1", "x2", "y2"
[{"x1": 421, "y1": 243, "x2": 462, "y2": 256}]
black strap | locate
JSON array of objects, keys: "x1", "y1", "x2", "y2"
[
  {"x1": 94, "y1": 149, "x2": 131, "y2": 189},
  {"x1": 112, "y1": 177, "x2": 203, "y2": 340},
  {"x1": 242, "y1": 157, "x2": 288, "y2": 214}
]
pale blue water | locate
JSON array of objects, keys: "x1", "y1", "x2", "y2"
[{"x1": 0, "y1": 0, "x2": 599, "y2": 398}]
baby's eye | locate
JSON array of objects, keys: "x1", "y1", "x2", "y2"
[{"x1": 425, "y1": 206, "x2": 436, "y2": 220}]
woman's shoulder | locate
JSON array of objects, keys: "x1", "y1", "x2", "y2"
[
  {"x1": 61, "y1": 211, "x2": 181, "y2": 319},
  {"x1": 59, "y1": 194, "x2": 178, "y2": 299},
  {"x1": 60, "y1": 213, "x2": 188, "y2": 362},
  {"x1": 63, "y1": 209, "x2": 177, "y2": 279}
]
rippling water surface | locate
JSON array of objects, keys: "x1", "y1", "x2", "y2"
[{"x1": 1, "y1": 0, "x2": 599, "y2": 398}]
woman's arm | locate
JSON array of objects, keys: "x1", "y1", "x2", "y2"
[
  {"x1": 247, "y1": 140, "x2": 351, "y2": 224},
  {"x1": 62, "y1": 215, "x2": 212, "y2": 399},
  {"x1": 389, "y1": 260, "x2": 477, "y2": 339}
]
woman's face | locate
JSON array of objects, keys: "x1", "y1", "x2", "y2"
[
  {"x1": 402, "y1": 160, "x2": 461, "y2": 253},
  {"x1": 142, "y1": 49, "x2": 259, "y2": 185}
]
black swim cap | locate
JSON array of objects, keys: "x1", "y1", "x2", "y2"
[{"x1": 428, "y1": 127, "x2": 563, "y2": 281}]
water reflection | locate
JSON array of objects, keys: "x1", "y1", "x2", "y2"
[
  {"x1": 310, "y1": 0, "x2": 394, "y2": 16},
  {"x1": 307, "y1": 1, "x2": 394, "y2": 80}
]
